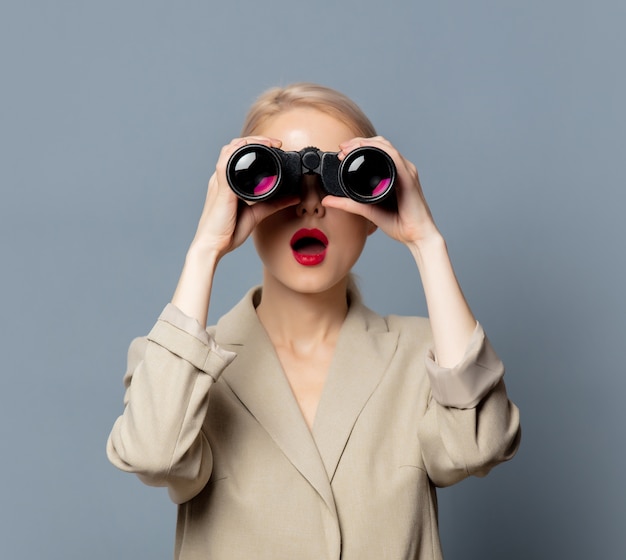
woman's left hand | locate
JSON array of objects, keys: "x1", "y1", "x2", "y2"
[
  {"x1": 321, "y1": 137, "x2": 440, "y2": 247},
  {"x1": 323, "y1": 137, "x2": 478, "y2": 368}
]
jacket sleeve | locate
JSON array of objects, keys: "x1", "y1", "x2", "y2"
[
  {"x1": 106, "y1": 304, "x2": 236, "y2": 504},
  {"x1": 417, "y1": 323, "x2": 521, "y2": 487}
]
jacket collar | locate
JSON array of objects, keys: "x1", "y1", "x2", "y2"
[{"x1": 214, "y1": 287, "x2": 399, "y2": 511}]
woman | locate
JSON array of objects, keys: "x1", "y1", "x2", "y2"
[{"x1": 107, "y1": 83, "x2": 520, "y2": 559}]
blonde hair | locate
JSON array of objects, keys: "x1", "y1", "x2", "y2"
[{"x1": 241, "y1": 82, "x2": 377, "y2": 138}]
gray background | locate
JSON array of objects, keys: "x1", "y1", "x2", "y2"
[{"x1": 1, "y1": 0, "x2": 624, "y2": 558}]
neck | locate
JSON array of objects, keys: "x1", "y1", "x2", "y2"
[{"x1": 256, "y1": 274, "x2": 349, "y2": 349}]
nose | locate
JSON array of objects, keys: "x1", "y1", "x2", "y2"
[{"x1": 295, "y1": 175, "x2": 325, "y2": 217}]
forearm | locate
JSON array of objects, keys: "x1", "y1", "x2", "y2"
[
  {"x1": 171, "y1": 244, "x2": 220, "y2": 327},
  {"x1": 107, "y1": 314, "x2": 236, "y2": 503},
  {"x1": 408, "y1": 233, "x2": 477, "y2": 368},
  {"x1": 107, "y1": 337, "x2": 214, "y2": 480},
  {"x1": 419, "y1": 378, "x2": 521, "y2": 487}
]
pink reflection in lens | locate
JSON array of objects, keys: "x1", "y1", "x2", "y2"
[
  {"x1": 254, "y1": 175, "x2": 278, "y2": 196},
  {"x1": 371, "y1": 178, "x2": 390, "y2": 197}
]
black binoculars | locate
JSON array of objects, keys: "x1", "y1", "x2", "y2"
[{"x1": 226, "y1": 144, "x2": 396, "y2": 204}]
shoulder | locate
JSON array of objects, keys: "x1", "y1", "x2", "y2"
[
  {"x1": 351, "y1": 299, "x2": 433, "y2": 343},
  {"x1": 384, "y1": 313, "x2": 431, "y2": 336},
  {"x1": 366, "y1": 304, "x2": 432, "y2": 339}
]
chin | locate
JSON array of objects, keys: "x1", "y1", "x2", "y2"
[{"x1": 285, "y1": 275, "x2": 349, "y2": 298}]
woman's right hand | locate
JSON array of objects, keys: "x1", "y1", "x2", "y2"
[
  {"x1": 190, "y1": 136, "x2": 297, "y2": 261},
  {"x1": 171, "y1": 136, "x2": 297, "y2": 325}
]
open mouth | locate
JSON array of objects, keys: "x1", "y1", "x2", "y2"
[{"x1": 290, "y1": 228, "x2": 328, "y2": 265}]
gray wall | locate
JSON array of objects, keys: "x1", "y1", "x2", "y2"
[{"x1": 2, "y1": 1, "x2": 624, "y2": 558}]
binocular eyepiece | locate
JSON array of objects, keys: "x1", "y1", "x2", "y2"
[{"x1": 226, "y1": 144, "x2": 396, "y2": 204}]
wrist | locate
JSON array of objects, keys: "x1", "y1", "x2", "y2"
[
  {"x1": 171, "y1": 248, "x2": 218, "y2": 326},
  {"x1": 186, "y1": 239, "x2": 223, "y2": 270},
  {"x1": 406, "y1": 231, "x2": 447, "y2": 268}
]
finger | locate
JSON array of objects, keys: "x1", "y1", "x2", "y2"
[
  {"x1": 219, "y1": 136, "x2": 282, "y2": 163},
  {"x1": 336, "y1": 137, "x2": 367, "y2": 160},
  {"x1": 228, "y1": 135, "x2": 283, "y2": 148},
  {"x1": 234, "y1": 196, "x2": 300, "y2": 243},
  {"x1": 321, "y1": 195, "x2": 376, "y2": 221},
  {"x1": 339, "y1": 136, "x2": 393, "y2": 157},
  {"x1": 250, "y1": 196, "x2": 300, "y2": 222}
]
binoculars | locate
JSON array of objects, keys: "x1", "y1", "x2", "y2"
[{"x1": 226, "y1": 144, "x2": 396, "y2": 204}]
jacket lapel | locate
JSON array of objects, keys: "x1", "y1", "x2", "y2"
[
  {"x1": 312, "y1": 298, "x2": 399, "y2": 481},
  {"x1": 213, "y1": 289, "x2": 399, "y2": 506},
  {"x1": 214, "y1": 289, "x2": 336, "y2": 511}
]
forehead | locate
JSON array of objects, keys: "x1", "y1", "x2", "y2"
[{"x1": 255, "y1": 107, "x2": 356, "y2": 152}]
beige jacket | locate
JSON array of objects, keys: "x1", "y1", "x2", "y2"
[{"x1": 107, "y1": 288, "x2": 520, "y2": 559}]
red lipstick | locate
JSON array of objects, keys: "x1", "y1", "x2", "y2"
[{"x1": 290, "y1": 228, "x2": 328, "y2": 266}]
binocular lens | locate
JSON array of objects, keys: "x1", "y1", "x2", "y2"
[
  {"x1": 340, "y1": 147, "x2": 395, "y2": 203},
  {"x1": 227, "y1": 145, "x2": 280, "y2": 200},
  {"x1": 227, "y1": 144, "x2": 395, "y2": 204}
]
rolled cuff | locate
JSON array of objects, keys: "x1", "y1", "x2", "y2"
[
  {"x1": 147, "y1": 304, "x2": 237, "y2": 381},
  {"x1": 425, "y1": 322, "x2": 504, "y2": 409}
]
